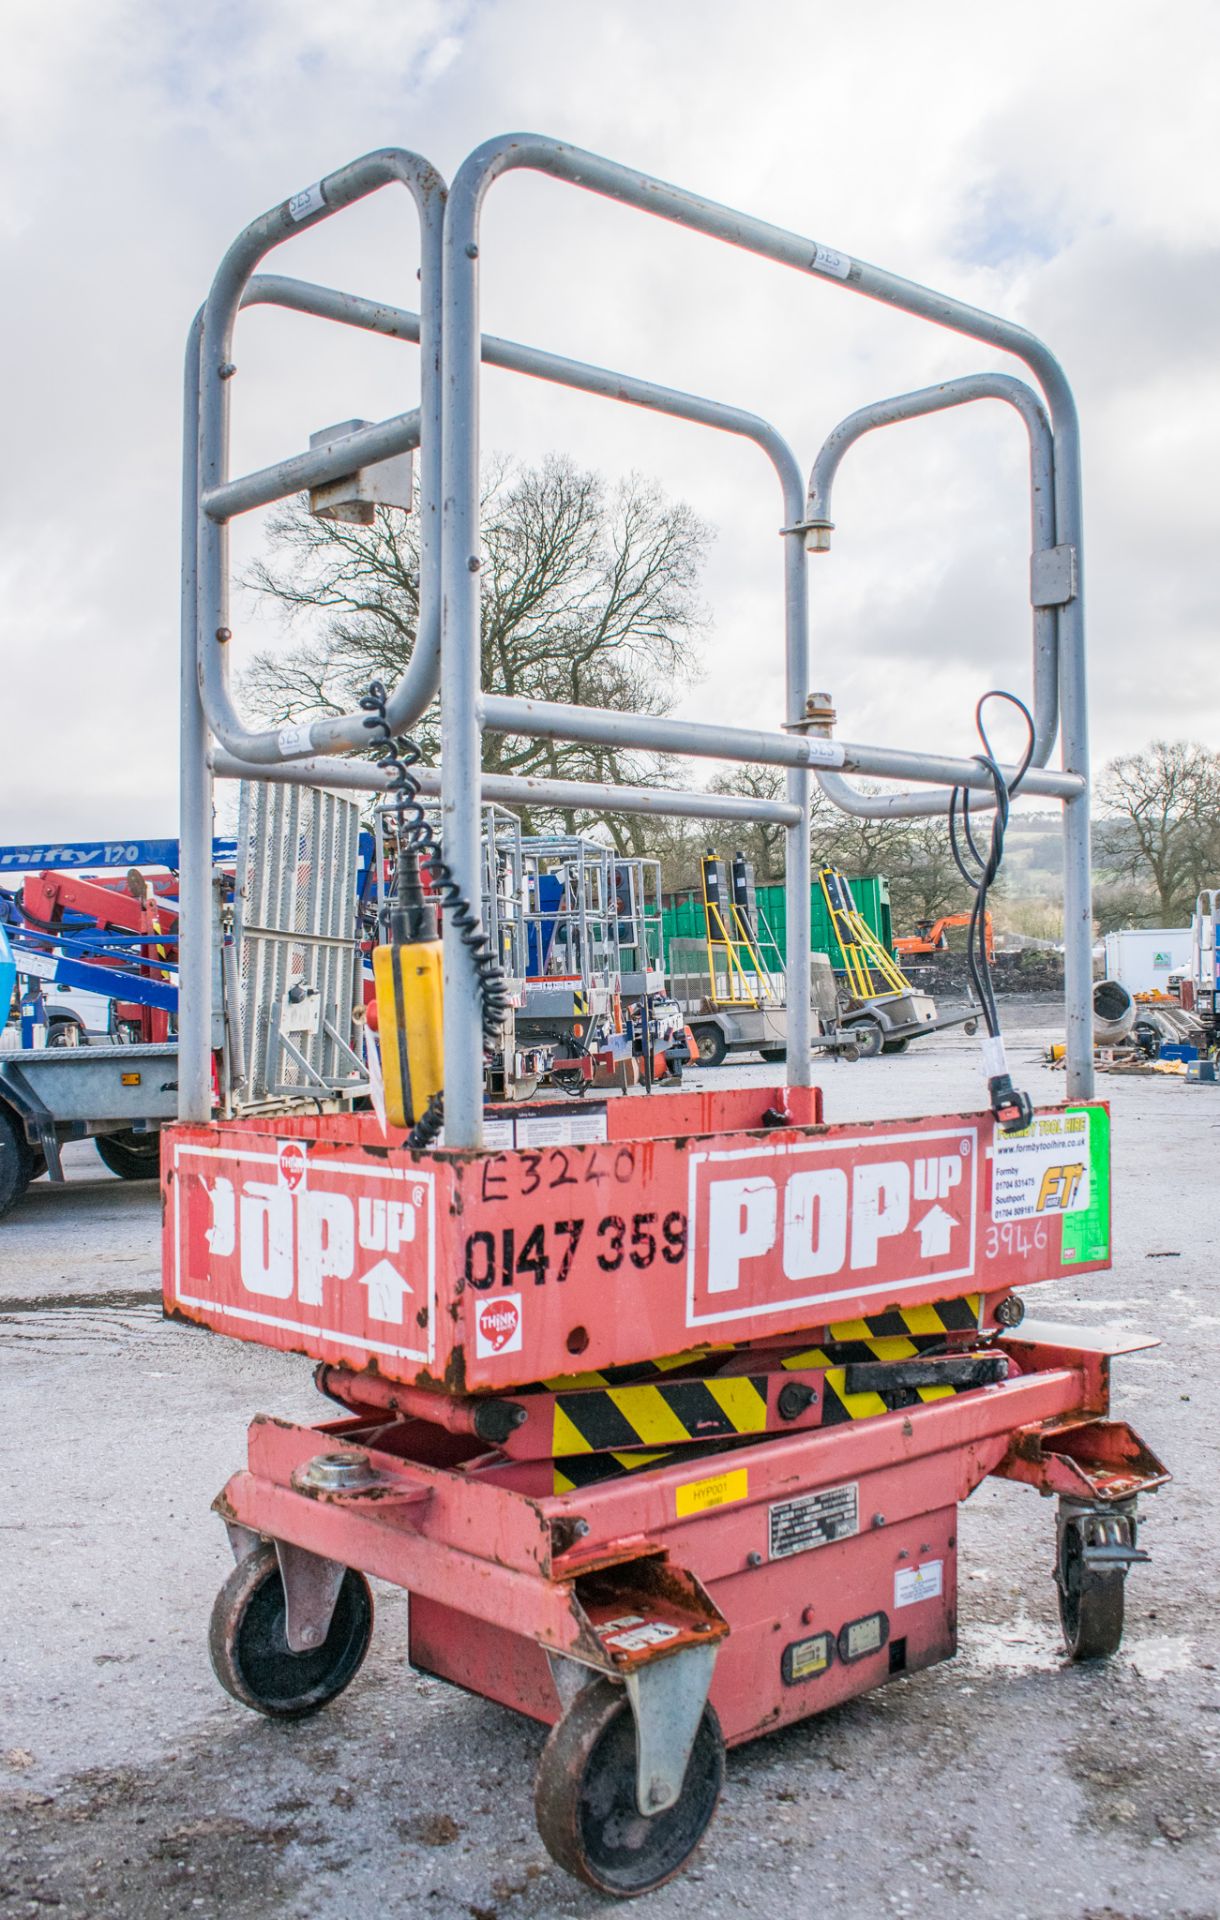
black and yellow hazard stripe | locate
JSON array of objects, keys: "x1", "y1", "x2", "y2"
[
  {"x1": 553, "y1": 1435, "x2": 745, "y2": 1494},
  {"x1": 554, "y1": 1447, "x2": 678, "y2": 1493},
  {"x1": 816, "y1": 1295, "x2": 983, "y2": 1345},
  {"x1": 544, "y1": 1296, "x2": 985, "y2": 1482},
  {"x1": 552, "y1": 1374, "x2": 769, "y2": 1459},
  {"x1": 781, "y1": 1294, "x2": 985, "y2": 1426},
  {"x1": 543, "y1": 1346, "x2": 724, "y2": 1392}
]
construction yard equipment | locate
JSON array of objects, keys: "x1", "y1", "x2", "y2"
[
  {"x1": 669, "y1": 850, "x2": 846, "y2": 1065},
  {"x1": 164, "y1": 137, "x2": 1164, "y2": 1896},
  {"x1": 895, "y1": 909, "x2": 994, "y2": 963},
  {"x1": 819, "y1": 865, "x2": 978, "y2": 1056}
]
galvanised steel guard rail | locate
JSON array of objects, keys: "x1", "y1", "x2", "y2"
[{"x1": 180, "y1": 133, "x2": 1094, "y2": 1134}]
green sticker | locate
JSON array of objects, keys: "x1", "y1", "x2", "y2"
[{"x1": 1060, "y1": 1105, "x2": 1110, "y2": 1266}]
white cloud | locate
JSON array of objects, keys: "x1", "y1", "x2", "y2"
[{"x1": 0, "y1": 0, "x2": 1217, "y2": 844}]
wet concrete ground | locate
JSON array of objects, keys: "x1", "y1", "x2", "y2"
[{"x1": 1, "y1": 1002, "x2": 1217, "y2": 1919}]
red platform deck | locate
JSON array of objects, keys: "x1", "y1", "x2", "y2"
[{"x1": 163, "y1": 1088, "x2": 1111, "y2": 1393}]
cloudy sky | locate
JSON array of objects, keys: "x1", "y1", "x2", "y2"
[{"x1": 2, "y1": 0, "x2": 1217, "y2": 842}]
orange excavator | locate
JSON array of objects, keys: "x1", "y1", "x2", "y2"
[{"x1": 895, "y1": 910, "x2": 994, "y2": 963}]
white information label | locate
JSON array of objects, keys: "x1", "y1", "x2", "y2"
[
  {"x1": 801, "y1": 740, "x2": 847, "y2": 768},
  {"x1": 364, "y1": 1028, "x2": 386, "y2": 1135},
  {"x1": 895, "y1": 1559, "x2": 944, "y2": 1608},
  {"x1": 516, "y1": 1112, "x2": 608, "y2": 1147},
  {"x1": 991, "y1": 1109, "x2": 1091, "y2": 1222},
  {"x1": 812, "y1": 243, "x2": 852, "y2": 281},
  {"x1": 15, "y1": 950, "x2": 57, "y2": 981},
  {"x1": 277, "y1": 723, "x2": 315, "y2": 759},
  {"x1": 602, "y1": 1621, "x2": 681, "y2": 1653},
  {"x1": 287, "y1": 182, "x2": 326, "y2": 223}
]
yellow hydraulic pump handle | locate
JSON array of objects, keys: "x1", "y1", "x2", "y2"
[{"x1": 373, "y1": 845, "x2": 445, "y2": 1127}]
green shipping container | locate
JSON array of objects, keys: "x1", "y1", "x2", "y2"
[{"x1": 661, "y1": 876, "x2": 893, "y2": 970}]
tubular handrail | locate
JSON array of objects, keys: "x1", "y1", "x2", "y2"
[
  {"x1": 477, "y1": 694, "x2": 1082, "y2": 799},
  {"x1": 195, "y1": 149, "x2": 445, "y2": 765},
  {"x1": 438, "y1": 134, "x2": 1094, "y2": 1135},
  {"x1": 203, "y1": 408, "x2": 422, "y2": 524},
  {"x1": 222, "y1": 268, "x2": 818, "y2": 1090},
  {"x1": 804, "y1": 373, "x2": 1059, "y2": 821},
  {"x1": 208, "y1": 749, "x2": 802, "y2": 825},
  {"x1": 182, "y1": 137, "x2": 1097, "y2": 1128}
]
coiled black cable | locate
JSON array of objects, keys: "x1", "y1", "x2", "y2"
[
  {"x1": 360, "y1": 680, "x2": 508, "y2": 1150},
  {"x1": 948, "y1": 691, "x2": 1036, "y2": 1132}
]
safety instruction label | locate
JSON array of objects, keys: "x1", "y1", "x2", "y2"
[
  {"x1": 443, "y1": 1105, "x2": 609, "y2": 1152},
  {"x1": 675, "y1": 1466, "x2": 749, "y2": 1518},
  {"x1": 991, "y1": 1109, "x2": 1091, "y2": 1222},
  {"x1": 598, "y1": 1617, "x2": 681, "y2": 1653},
  {"x1": 769, "y1": 1482, "x2": 859, "y2": 1560},
  {"x1": 894, "y1": 1559, "x2": 943, "y2": 1608}
]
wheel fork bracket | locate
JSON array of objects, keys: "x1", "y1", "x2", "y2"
[
  {"x1": 222, "y1": 1520, "x2": 346, "y2": 1652},
  {"x1": 275, "y1": 1541, "x2": 347, "y2": 1652},
  {"x1": 547, "y1": 1642, "x2": 719, "y2": 1818}
]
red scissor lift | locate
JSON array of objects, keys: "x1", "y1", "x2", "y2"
[{"x1": 168, "y1": 137, "x2": 1167, "y2": 1894}]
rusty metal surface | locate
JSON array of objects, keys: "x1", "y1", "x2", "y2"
[
  {"x1": 162, "y1": 1095, "x2": 1111, "y2": 1392},
  {"x1": 995, "y1": 1418, "x2": 1171, "y2": 1504}
]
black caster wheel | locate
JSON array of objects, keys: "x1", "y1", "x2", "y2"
[
  {"x1": 1056, "y1": 1513, "x2": 1126, "y2": 1660},
  {"x1": 95, "y1": 1129, "x2": 162, "y2": 1181},
  {"x1": 208, "y1": 1543, "x2": 373, "y2": 1718},
  {"x1": 693, "y1": 1025, "x2": 728, "y2": 1067},
  {"x1": 0, "y1": 1108, "x2": 34, "y2": 1219},
  {"x1": 847, "y1": 1016, "x2": 884, "y2": 1060},
  {"x1": 534, "y1": 1679, "x2": 724, "y2": 1896}
]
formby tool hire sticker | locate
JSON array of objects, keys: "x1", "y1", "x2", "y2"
[
  {"x1": 990, "y1": 1106, "x2": 1111, "y2": 1264},
  {"x1": 991, "y1": 1109, "x2": 1091, "y2": 1221}
]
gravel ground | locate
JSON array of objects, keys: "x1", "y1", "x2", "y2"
[{"x1": 1, "y1": 1000, "x2": 1217, "y2": 1920}]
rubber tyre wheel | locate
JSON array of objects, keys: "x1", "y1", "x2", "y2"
[
  {"x1": 881, "y1": 1036, "x2": 911, "y2": 1055},
  {"x1": 758, "y1": 1047, "x2": 786, "y2": 1064},
  {"x1": 1056, "y1": 1525, "x2": 1125, "y2": 1660},
  {"x1": 847, "y1": 1017, "x2": 884, "y2": 1060},
  {"x1": 964, "y1": 1019, "x2": 979, "y2": 1037},
  {"x1": 208, "y1": 1543, "x2": 373, "y2": 1719},
  {"x1": 0, "y1": 1107, "x2": 32, "y2": 1220},
  {"x1": 693, "y1": 1025, "x2": 728, "y2": 1067},
  {"x1": 46, "y1": 1017, "x2": 84, "y2": 1048},
  {"x1": 535, "y1": 1680, "x2": 724, "y2": 1897},
  {"x1": 95, "y1": 1129, "x2": 162, "y2": 1181}
]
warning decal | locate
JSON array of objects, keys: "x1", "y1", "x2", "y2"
[
  {"x1": 675, "y1": 1466, "x2": 749, "y2": 1518},
  {"x1": 894, "y1": 1559, "x2": 944, "y2": 1608}
]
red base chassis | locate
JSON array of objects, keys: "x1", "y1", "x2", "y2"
[{"x1": 165, "y1": 1085, "x2": 1168, "y2": 1892}]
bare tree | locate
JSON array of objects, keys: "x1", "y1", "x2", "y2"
[
  {"x1": 241, "y1": 454, "x2": 711, "y2": 838},
  {"x1": 1095, "y1": 741, "x2": 1220, "y2": 922}
]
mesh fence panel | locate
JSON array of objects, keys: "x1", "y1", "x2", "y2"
[{"x1": 234, "y1": 782, "x2": 362, "y2": 1105}]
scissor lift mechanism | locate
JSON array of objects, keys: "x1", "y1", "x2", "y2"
[{"x1": 166, "y1": 136, "x2": 1165, "y2": 1896}]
